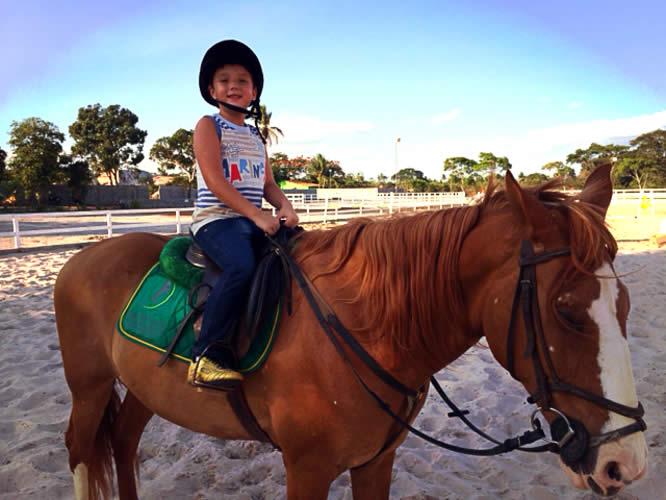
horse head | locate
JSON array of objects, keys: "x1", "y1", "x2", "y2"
[{"x1": 460, "y1": 164, "x2": 648, "y2": 496}]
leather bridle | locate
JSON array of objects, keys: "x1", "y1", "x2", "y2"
[
  {"x1": 505, "y1": 240, "x2": 646, "y2": 465},
  {"x1": 267, "y1": 232, "x2": 647, "y2": 465}
]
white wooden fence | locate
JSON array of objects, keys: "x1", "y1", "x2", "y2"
[
  {"x1": 610, "y1": 189, "x2": 666, "y2": 218},
  {"x1": 0, "y1": 192, "x2": 467, "y2": 251},
  {"x1": 2, "y1": 189, "x2": 663, "y2": 251}
]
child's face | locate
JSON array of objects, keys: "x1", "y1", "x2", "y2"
[{"x1": 208, "y1": 64, "x2": 257, "y2": 110}]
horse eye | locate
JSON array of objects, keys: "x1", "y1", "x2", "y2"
[{"x1": 557, "y1": 305, "x2": 585, "y2": 330}]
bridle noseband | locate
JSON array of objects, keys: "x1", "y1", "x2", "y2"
[{"x1": 506, "y1": 240, "x2": 646, "y2": 466}]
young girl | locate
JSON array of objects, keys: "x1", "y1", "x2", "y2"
[{"x1": 189, "y1": 40, "x2": 299, "y2": 391}]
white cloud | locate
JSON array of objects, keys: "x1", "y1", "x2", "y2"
[
  {"x1": 394, "y1": 109, "x2": 666, "y2": 179},
  {"x1": 482, "y1": 109, "x2": 666, "y2": 175},
  {"x1": 266, "y1": 109, "x2": 666, "y2": 181},
  {"x1": 431, "y1": 108, "x2": 461, "y2": 124},
  {"x1": 522, "y1": 110, "x2": 666, "y2": 148},
  {"x1": 273, "y1": 113, "x2": 374, "y2": 145},
  {"x1": 567, "y1": 101, "x2": 583, "y2": 109}
]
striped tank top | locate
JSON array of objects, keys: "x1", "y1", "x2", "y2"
[{"x1": 191, "y1": 114, "x2": 266, "y2": 233}]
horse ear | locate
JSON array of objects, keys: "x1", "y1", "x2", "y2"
[
  {"x1": 577, "y1": 163, "x2": 613, "y2": 217},
  {"x1": 504, "y1": 169, "x2": 549, "y2": 238}
]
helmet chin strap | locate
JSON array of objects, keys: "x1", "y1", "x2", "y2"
[{"x1": 216, "y1": 100, "x2": 261, "y2": 119}]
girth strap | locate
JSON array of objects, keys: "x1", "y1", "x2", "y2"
[{"x1": 227, "y1": 389, "x2": 278, "y2": 447}]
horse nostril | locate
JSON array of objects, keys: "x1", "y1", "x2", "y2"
[{"x1": 606, "y1": 461, "x2": 622, "y2": 482}]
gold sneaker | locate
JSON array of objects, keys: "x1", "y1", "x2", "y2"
[{"x1": 188, "y1": 356, "x2": 243, "y2": 391}]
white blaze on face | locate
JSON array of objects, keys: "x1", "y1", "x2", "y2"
[
  {"x1": 587, "y1": 263, "x2": 639, "y2": 432},
  {"x1": 580, "y1": 262, "x2": 648, "y2": 491}
]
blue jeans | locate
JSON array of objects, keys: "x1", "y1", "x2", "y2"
[{"x1": 191, "y1": 217, "x2": 263, "y2": 360}]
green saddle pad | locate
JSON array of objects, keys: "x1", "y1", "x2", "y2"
[{"x1": 116, "y1": 262, "x2": 281, "y2": 374}]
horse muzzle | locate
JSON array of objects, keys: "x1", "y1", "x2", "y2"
[{"x1": 542, "y1": 410, "x2": 648, "y2": 496}]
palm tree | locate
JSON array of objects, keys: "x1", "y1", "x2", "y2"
[
  {"x1": 307, "y1": 154, "x2": 344, "y2": 187},
  {"x1": 258, "y1": 105, "x2": 284, "y2": 146},
  {"x1": 308, "y1": 154, "x2": 329, "y2": 187}
]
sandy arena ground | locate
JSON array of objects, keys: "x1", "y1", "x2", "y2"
[{"x1": 0, "y1": 214, "x2": 664, "y2": 499}]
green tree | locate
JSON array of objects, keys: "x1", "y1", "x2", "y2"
[
  {"x1": 375, "y1": 173, "x2": 389, "y2": 186},
  {"x1": 615, "y1": 129, "x2": 666, "y2": 189},
  {"x1": 424, "y1": 179, "x2": 447, "y2": 192},
  {"x1": 443, "y1": 156, "x2": 477, "y2": 192},
  {"x1": 69, "y1": 103, "x2": 147, "y2": 185},
  {"x1": 59, "y1": 154, "x2": 92, "y2": 204},
  {"x1": 258, "y1": 105, "x2": 283, "y2": 146},
  {"x1": 0, "y1": 147, "x2": 6, "y2": 182},
  {"x1": 518, "y1": 172, "x2": 549, "y2": 185},
  {"x1": 341, "y1": 172, "x2": 372, "y2": 187},
  {"x1": 8, "y1": 117, "x2": 65, "y2": 201},
  {"x1": 269, "y1": 153, "x2": 308, "y2": 183},
  {"x1": 149, "y1": 128, "x2": 196, "y2": 190},
  {"x1": 270, "y1": 152, "x2": 290, "y2": 183},
  {"x1": 566, "y1": 142, "x2": 629, "y2": 178},
  {"x1": 391, "y1": 167, "x2": 425, "y2": 191},
  {"x1": 406, "y1": 177, "x2": 429, "y2": 192},
  {"x1": 476, "y1": 152, "x2": 512, "y2": 178},
  {"x1": 541, "y1": 161, "x2": 576, "y2": 181},
  {"x1": 306, "y1": 154, "x2": 344, "y2": 187}
]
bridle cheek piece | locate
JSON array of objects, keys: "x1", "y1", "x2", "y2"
[{"x1": 509, "y1": 240, "x2": 646, "y2": 465}]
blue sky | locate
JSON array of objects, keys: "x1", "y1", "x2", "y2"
[{"x1": 2, "y1": 0, "x2": 665, "y2": 180}]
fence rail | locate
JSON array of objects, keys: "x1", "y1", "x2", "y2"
[
  {"x1": 2, "y1": 189, "x2": 663, "y2": 252},
  {"x1": 0, "y1": 193, "x2": 467, "y2": 251}
]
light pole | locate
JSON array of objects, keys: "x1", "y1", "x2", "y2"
[{"x1": 394, "y1": 137, "x2": 400, "y2": 190}]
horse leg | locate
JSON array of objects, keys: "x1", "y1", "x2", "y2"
[
  {"x1": 283, "y1": 457, "x2": 340, "y2": 500},
  {"x1": 111, "y1": 390, "x2": 154, "y2": 500},
  {"x1": 350, "y1": 451, "x2": 396, "y2": 500},
  {"x1": 64, "y1": 378, "x2": 119, "y2": 500}
]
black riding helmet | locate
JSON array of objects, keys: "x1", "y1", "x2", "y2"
[{"x1": 199, "y1": 39, "x2": 264, "y2": 119}]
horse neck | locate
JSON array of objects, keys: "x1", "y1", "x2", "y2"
[{"x1": 300, "y1": 208, "x2": 483, "y2": 383}]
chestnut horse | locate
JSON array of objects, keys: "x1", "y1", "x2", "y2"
[{"x1": 54, "y1": 166, "x2": 647, "y2": 499}]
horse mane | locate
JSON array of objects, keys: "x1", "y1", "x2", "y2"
[{"x1": 292, "y1": 177, "x2": 617, "y2": 369}]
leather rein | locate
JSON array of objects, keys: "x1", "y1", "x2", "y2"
[{"x1": 268, "y1": 234, "x2": 646, "y2": 463}]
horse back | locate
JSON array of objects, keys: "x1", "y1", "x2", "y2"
[
  {"x1": 55, "y1": 232, "x2": 169, "y2": 315},
  {"x1": 54, "y1": 233, "x2": 169, "y2": 380}
]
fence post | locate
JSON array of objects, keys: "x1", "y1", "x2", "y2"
[
  {"x1": 176, "y1": 210, "x2": 182, "y2": 234},
  {"x1": 324, "y1": 196, "x2": 328, "y2": 224},
  {"x1": 107, "y1": 212, "x2": 113, "y2": 238},
  {"x1": 389, "y1": 192, "x2": 394, "y2": 215},
  {"x1": 12, "y1": 216, "x2": 20, "y2": 249}
]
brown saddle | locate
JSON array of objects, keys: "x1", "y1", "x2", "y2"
[{"x1": 182, "y1": 226, "x2": 297, "y2": 359}]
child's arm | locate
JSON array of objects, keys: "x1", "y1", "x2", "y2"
[
  {"x1": 263, "y1": 153, "x2": 299, "y2": 228},
  {"x1": 194, "y1": 117, "x2": 280, "y2": 234}
]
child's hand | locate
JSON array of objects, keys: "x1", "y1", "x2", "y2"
[
  {"x1": 277, "y1": 205, "x2": 299, "y2": 228},
  {"x1": 252, "y1": 211, "x2": 281, "y2": 235}
]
